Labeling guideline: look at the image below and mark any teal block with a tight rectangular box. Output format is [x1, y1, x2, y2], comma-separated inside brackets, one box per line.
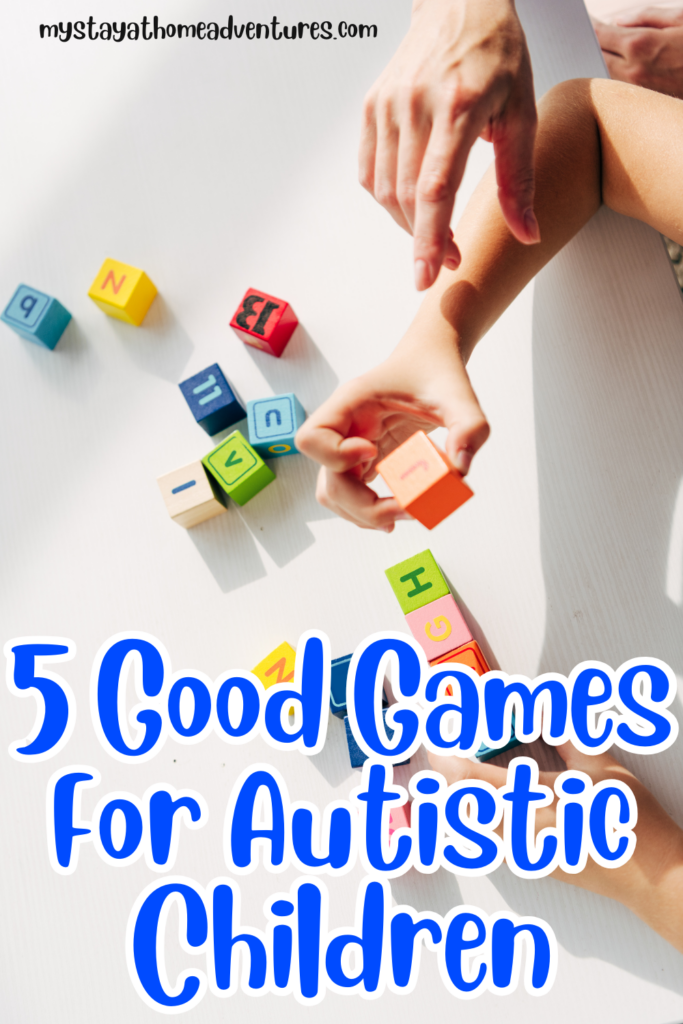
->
[475, 712, 521, 761]
[1, 284, 71, 349]
[247, 393, 306, 458]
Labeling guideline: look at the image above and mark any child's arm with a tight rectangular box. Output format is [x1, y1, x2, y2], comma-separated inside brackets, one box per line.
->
[297, 78, 683, 530]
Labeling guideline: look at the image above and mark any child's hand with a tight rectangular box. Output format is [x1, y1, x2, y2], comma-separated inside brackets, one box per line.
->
[428, 744, 683, 952]
[295, 327, 490, 532]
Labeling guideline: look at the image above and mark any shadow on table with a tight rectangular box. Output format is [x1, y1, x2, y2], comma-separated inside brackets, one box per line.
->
[108, 293, 194, 383]
[243, 323, 339, 414]
[188, 504, 267, 593]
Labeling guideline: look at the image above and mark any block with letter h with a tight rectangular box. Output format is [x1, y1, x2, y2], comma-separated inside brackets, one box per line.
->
[376, 430, 473, 529]
[1, 284, 71, 349]
[179, 363, 246, 436]
[247, 393, 306, 458]
[230, 287, 298, 357]
[88, 258, 157, 326]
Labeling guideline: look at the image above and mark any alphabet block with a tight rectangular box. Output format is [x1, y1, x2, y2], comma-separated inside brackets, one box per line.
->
[156, 460, 228, 528]
[404, 593, 472, 661]
[385, 549, 450, 615]
[252, 642, 296, 689]
[343, 710, 410, 769]
[179, 363, 246, 436]
[1, 284, 71, 349]
[230, 287, 298, 357]
[389, 801, 411, 836]
[247, 393, 306, 458]
[475, 715, 522, 762]
[330, 654, 389, 719]
[202, 430, 275, 506]
[430, 639, 490, 676]
[376, 430, 473, 529]
[87, 258, 157, 326]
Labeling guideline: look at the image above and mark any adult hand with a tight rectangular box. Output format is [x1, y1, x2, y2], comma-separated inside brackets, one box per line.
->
[359, 0, 539, 292]
[593, 8, 683, 98]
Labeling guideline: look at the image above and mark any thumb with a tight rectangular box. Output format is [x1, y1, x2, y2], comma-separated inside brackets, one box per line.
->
[442, 391, 490, 477]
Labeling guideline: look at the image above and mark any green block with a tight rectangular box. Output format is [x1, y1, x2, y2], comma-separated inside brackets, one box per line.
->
[202, 430, 275, 506]
[385, 549, 450, 614]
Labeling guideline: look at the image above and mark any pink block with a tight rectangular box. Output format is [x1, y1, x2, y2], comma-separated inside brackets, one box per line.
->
[389, 802, 411, 836]
[404, 594, 472, 660]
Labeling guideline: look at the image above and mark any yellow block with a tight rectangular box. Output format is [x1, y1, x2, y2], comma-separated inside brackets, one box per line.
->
[252, 642, 296, 689]
[88, 258, 157, 326]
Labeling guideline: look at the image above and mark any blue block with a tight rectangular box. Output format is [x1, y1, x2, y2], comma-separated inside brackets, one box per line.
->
[179, 363, 245, 436]
[475, 711, 522, 762]
[330, 654, 389, 719]
[247, 392, 306, 458]
[1, 284, 71, 349]
[343, 709, 410, 769]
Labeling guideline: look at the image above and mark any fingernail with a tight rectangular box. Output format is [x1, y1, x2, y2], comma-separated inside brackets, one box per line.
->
[454, 448, 473, 475]
[444, 256, 459, 270]
[523, 208, 541, 243]
[383, 525, 394, 534]
[414, 259, 432, 290]
[395, 511, 413, 520]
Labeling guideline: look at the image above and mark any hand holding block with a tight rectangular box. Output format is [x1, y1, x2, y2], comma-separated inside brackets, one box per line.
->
[1, 285, 71, 349]
[88, 258, 157, 326]
[247, 393, 306, 458]
[157, 461, 228, 528]
[430, 639, 490, 676]
[202, 430, 275, 506]
[252, 642, 296, 689]
[230, 287, 298, 357]
[385, 549, 450, 614]
[330, 655, 389, 719]
[376, 430, 473, 529]
[180, 363, 245, 436]
[405, 593, 472, 661]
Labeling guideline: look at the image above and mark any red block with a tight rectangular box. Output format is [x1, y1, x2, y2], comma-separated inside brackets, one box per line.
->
[389, 802, 411, 836]
[230, 287, 298, 357]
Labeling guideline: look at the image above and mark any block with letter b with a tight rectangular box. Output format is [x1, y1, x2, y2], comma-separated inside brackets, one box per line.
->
[404, 593, 472, 661]
[202, 429, 275, 506]
[156, 460, 228, 528]
[88, 257, 157, 326]
[376, 430, 473, 529]
[1, 284, 71, 349]
[247, 393, 306, 458]
[179, 363, 246, 436]
[385, 548, 450, 615]
[230, 287, 298, 357]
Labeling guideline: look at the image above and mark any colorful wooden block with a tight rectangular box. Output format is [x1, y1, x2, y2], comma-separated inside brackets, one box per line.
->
[385, 549, 450, 615]
[202, 430, 275, 506]
[330, 654, 389, 719]
[87, 258, 157, 326]
[156, 460, 228, 528]
[247, 393, 306, 458]
[179, 363, 246, 436]
[230, 287, 298, 357]
[1, 285, 71, 349]
[475, 713, 522, 762]
[343, 710, 410, 769]
[430, 639, 490, 676]
[405, 593, 472, 661]
[389, 801, 411, 836]
[376, 430, 473, 529]
[252, 642, 296, 689]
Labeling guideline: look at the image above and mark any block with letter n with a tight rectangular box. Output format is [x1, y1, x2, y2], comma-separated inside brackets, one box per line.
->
[88, 257, 157, 326]
[247, 392, 306, 457]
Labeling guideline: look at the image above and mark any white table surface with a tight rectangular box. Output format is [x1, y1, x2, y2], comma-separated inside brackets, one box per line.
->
[2, 1, 683, 1021]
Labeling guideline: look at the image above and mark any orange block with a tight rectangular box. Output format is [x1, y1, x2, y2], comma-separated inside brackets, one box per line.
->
[376, 431, 473, 529]
[431, 640, 490, 681]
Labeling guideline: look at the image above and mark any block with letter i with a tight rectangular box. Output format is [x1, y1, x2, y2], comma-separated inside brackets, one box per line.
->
[376, 430, 473, 529]
[156, 460, 228, 528]
[230, 287, 298, 357]
[180, 363, 245, 435]
[1, 285, 71, 349]
[247, 393, 306, 458]
[202, 430, 275, 506]
[88, 258, 157, 326]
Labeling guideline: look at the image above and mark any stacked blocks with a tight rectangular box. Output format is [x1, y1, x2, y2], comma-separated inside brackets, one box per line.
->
[376, 430, 473, 529]
[386, 549, 471, 662]
[330, 654, 389, 719]
[431, 639, 490, 676]
[344, 709, 410, 769]
[180, 363, 246, 436]
[247, 393, 306, 458]
[203, 430, 275, 506]
[157, 460, 228, 528]
[252, 642, 296, 688]
[230, 287, 298, 357]
[1, 285, 71, 349]
[88, 258, 157, 326]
